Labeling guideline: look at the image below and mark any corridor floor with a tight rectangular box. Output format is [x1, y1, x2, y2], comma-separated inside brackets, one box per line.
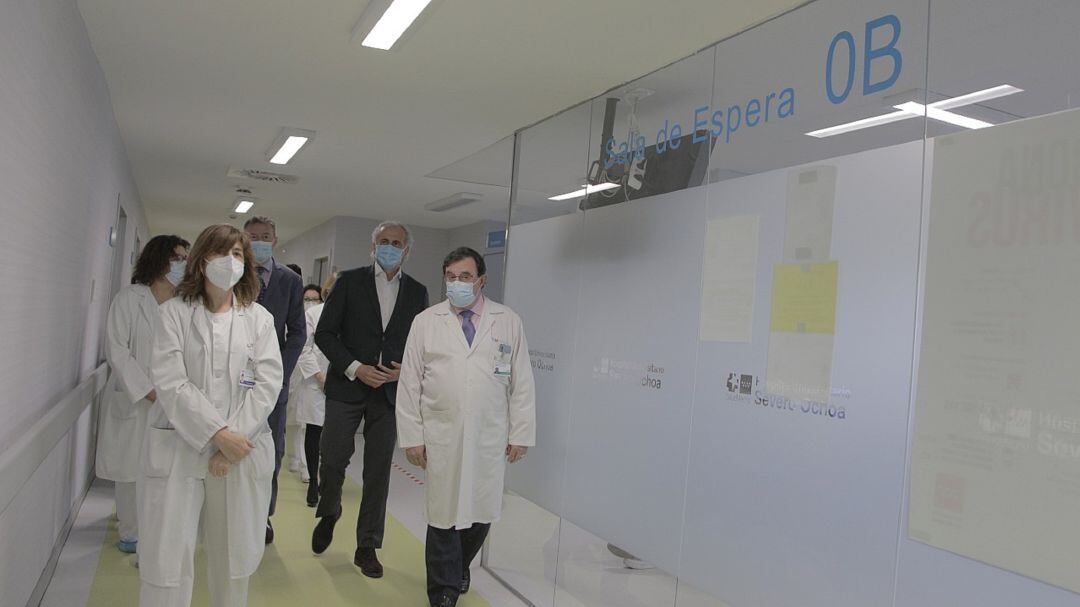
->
[38, 434, 523, 607]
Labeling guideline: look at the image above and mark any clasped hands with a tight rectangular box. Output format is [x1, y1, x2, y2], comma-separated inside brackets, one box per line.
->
[355, 362, 401, 388]
[209, 427, 254, 477]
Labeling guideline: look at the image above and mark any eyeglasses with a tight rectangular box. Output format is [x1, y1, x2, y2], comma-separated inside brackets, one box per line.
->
[444, 272, 477, 283]
[303, 297, 321, 303]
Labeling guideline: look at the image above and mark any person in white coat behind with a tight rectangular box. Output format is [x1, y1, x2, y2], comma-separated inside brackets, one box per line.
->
[397, 247, 536, 607]
[295, 278, 334, 506]
[140, 224, 283, 607]
[96, 234, 189, 554]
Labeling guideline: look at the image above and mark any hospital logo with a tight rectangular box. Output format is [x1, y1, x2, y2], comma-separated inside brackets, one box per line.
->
[726, 373, 756, 395]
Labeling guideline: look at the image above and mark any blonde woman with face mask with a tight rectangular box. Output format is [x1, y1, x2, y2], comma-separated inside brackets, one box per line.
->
[139, 224, 283, 607]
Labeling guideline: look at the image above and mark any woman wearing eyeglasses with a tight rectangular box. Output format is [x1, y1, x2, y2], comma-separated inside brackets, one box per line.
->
[293, 274, 337, 505]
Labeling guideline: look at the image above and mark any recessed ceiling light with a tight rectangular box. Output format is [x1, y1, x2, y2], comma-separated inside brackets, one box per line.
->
[362, 0, 434, 50]
[234, 197, 256, 213]
[425, 192, 482, 212]
[549, 182, 620, 201]
[930, 85, 1022, 110]
[266, 128, 316, 165]
[805, 110, 913, 138]
[806, 85, 1022, 138]
[893, 102, 993, 130]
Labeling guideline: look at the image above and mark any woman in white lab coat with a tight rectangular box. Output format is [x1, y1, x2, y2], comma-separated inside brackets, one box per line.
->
[139, 224, 283, 607]
[96, 234, 189, 554]
[294, 281, 332, 506]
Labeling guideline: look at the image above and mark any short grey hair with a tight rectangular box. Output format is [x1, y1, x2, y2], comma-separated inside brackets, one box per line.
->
[371, 220, 413, 249]
[244, 215, 276, 235]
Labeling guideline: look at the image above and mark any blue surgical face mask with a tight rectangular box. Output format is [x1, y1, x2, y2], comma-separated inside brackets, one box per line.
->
[446, 280, 477, 308]
[251, 240, 274, 264]
[375, 244, 404, 270]
[165, 259, 186, 286]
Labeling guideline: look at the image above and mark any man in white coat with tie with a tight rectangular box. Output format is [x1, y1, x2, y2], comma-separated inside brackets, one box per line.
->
[397, 246, 536, 607]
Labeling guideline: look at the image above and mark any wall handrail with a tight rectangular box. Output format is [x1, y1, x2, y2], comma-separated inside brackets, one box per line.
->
[0, 363, 109, 518]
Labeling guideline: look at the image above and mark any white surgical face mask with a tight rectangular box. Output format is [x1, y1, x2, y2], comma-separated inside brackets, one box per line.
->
[165, 259, 186, 286]
[251, 241, 274, 264]
[206, 256, 245, 291]
[446, 280, 477, 308]
[304, 300, 319, 311]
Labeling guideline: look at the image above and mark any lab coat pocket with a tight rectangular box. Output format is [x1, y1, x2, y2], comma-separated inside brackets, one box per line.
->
[143, 428, 177, 478]
[105, 381, 139, 420]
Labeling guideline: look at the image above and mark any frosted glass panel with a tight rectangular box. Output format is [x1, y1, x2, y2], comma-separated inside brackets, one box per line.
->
[560, 185, 706, 573]
[680, 141, 923, 606]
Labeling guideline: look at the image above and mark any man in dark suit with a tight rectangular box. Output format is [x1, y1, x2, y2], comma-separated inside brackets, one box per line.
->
[243, 216, 306, 545]
[312, 220, 428, 578]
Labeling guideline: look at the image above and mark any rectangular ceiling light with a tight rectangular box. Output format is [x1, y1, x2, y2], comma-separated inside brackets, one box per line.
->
[362, 0, 434, 50]
[549, 182, 620, 201]
[806, 85, 1021, 138]
[234, 198, 255, 213]
[270, 136, 308, 164]
[425, 192, 482, 212]
[805, 110, 913, 138]
[266, 128, 316, 165]
[932, 85, 1022, 111]
[894, 102, 994, 130]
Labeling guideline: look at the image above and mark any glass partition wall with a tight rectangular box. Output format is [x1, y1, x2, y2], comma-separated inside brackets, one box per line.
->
[487, 1, 1080, 606]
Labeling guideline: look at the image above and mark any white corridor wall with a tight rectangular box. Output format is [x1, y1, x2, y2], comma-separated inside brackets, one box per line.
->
[0, 1, 148, 605]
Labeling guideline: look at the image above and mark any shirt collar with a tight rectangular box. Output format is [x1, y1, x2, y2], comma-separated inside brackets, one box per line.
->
[375, 263, 402, 283]
[454, 294, 485, 317]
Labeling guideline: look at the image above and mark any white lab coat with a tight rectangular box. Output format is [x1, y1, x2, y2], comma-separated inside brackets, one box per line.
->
[294, 303, 328, 426]
[397, 299, 536, 529]
[139, 297, 282, 588]
[97, 284, 159, 483]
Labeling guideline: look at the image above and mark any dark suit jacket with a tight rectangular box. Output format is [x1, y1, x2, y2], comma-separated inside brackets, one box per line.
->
[315, 265, 428, 405]
[257, 260, 305, 394]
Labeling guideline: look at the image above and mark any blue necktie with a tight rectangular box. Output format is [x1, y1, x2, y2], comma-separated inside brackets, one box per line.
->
[460, 310, 475, 346]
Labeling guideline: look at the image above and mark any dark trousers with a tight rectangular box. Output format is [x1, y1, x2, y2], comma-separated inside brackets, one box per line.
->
[267, 387, 288, 517]
[305, 423, 322, 498]
[426, 523, 490, 606]
[316, 390, 396, 549]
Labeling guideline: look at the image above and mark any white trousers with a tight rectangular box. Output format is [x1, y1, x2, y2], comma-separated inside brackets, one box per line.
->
[115, 481, 139, 542]
[139, 474, 250, 607]
[291, 427, 306, 469]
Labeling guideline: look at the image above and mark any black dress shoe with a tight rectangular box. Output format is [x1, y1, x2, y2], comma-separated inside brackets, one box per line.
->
[265, 521, 274, 545]
[354, 547, 384, 578]
[432, 593, 456, 607]
[460, 567, 471, 594]
[306, 485, 319, 508]
[311, 507, 341, 555]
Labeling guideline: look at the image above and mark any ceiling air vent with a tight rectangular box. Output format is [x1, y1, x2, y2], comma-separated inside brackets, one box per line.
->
[226, 167, 300, 184]
[425, 192, 482, 212]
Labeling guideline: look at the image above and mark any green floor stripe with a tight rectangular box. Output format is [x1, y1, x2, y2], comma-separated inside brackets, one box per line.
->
[87, 459, 491, 607]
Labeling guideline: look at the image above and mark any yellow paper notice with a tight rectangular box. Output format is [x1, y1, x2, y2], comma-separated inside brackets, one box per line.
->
[769, 262, 838, 334]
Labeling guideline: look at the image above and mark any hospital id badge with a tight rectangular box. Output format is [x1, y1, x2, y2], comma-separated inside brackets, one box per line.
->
[239, 369, 256, 389]
[494, 341, 512, 377]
